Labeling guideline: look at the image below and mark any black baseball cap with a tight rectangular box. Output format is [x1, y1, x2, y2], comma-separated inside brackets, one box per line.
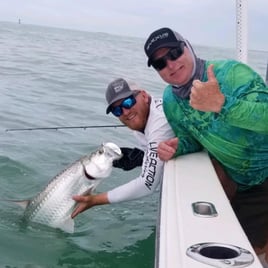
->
[144, 27, 185, 66]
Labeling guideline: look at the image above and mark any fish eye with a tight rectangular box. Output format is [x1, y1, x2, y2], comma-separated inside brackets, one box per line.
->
[106, 151, 113, 158]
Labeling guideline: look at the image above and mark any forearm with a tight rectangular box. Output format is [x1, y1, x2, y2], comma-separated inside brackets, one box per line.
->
[108, 155, 164, 203]
[91, 192, 110, 206]
[107, 178, 153, 203]
[174, 136, 203, 157]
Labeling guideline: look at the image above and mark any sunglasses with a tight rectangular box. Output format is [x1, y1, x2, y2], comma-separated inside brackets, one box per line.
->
[151, 42, 185, 71]
[111, 95, 137, 117]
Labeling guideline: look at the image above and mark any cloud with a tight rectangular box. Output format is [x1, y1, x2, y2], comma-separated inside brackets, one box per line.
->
[0, 0, 267, 50]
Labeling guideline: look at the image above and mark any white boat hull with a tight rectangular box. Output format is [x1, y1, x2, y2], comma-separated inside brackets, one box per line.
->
[155, 151, 264, 268]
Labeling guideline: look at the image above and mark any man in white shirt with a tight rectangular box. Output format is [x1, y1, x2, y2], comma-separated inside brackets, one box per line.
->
[71, 78, 174, 218]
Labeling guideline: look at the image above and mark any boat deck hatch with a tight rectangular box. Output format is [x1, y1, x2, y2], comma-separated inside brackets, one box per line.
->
[186, 242, 254, 267]
[192, 201, 218, 217]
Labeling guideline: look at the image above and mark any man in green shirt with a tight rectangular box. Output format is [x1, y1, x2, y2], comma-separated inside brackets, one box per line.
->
[144, 27, 268, 190]
[144, 27, 268, 260]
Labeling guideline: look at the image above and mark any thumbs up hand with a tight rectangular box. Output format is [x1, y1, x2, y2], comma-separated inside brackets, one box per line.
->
[190, 64, 225, 113]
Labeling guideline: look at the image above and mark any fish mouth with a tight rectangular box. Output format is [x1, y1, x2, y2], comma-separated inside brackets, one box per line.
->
[103, 142, 122, 159]
[83, 165, 96, 180]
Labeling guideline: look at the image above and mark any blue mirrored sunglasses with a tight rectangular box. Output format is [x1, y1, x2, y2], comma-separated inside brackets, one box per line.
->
[151, 42, 185, 71]
[111, 95, 137, 117]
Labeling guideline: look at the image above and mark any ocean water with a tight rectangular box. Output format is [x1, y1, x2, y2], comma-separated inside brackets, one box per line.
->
[0, 21, 267, 268]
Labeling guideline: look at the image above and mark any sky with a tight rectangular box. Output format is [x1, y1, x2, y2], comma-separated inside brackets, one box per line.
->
[0, 0, 267, 51]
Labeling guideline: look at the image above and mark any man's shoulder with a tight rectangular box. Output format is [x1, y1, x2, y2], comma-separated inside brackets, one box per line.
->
[206, 59, 240, 69]
[205, 59, 252, 82]
[206, 59, 260, 81]
[162, 85, 176, 101]
[152, 97, 163, 109]
[148, 97, 170, 125]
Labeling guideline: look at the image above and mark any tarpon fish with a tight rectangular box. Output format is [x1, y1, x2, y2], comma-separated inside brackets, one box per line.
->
[14, 142, 122, 233]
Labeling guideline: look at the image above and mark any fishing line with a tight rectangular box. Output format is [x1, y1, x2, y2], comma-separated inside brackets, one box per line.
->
[5, 124, 125, 132]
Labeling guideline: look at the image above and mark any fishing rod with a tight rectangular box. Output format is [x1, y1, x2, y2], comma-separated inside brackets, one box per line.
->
[5, 124, 126, 132]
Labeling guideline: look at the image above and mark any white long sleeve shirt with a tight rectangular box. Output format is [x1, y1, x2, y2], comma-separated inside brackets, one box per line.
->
[108, 97, 174, 203]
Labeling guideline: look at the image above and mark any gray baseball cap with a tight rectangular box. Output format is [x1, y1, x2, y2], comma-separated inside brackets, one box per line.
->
[105, 78, 133, 114]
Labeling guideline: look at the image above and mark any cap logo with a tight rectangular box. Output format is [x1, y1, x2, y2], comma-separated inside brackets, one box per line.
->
[146, 32, 169, 51]
[113, 81, 124, 93]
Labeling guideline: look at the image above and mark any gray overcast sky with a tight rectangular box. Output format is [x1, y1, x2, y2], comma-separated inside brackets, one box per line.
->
[0, 0, 267, 51]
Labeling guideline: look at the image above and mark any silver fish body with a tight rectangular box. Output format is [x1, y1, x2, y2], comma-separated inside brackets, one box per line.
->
[22, 142, 121, 233]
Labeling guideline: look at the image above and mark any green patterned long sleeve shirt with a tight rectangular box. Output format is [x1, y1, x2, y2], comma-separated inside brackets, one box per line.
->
[163, 60, 268, 190]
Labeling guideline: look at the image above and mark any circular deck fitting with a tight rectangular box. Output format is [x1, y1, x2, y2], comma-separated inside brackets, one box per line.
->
[186, 242, 254, 267]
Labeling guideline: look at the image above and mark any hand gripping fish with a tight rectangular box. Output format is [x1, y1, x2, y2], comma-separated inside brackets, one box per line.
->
[13, 142, 122, 233]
